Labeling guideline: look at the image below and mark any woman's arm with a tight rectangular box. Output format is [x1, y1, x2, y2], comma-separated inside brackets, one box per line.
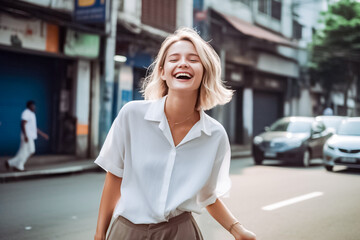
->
[206, 198, 256, 240]
[94, 172, 122, 240]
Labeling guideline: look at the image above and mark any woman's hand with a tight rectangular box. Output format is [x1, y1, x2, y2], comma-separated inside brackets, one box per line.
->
[231, 223, 256, 240]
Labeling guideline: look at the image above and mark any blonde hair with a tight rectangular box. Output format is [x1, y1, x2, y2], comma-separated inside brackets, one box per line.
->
[142, 27, 233, 110]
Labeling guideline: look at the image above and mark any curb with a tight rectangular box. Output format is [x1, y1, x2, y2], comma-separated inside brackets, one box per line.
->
[0, 162, 100, 183]
[231, 151, 252, 159]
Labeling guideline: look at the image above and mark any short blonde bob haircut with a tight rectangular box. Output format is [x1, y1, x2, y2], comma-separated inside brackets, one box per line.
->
[142, 27, 233, 110]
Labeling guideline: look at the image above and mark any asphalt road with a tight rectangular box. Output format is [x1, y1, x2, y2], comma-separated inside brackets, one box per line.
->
[1, 157, 359, 240]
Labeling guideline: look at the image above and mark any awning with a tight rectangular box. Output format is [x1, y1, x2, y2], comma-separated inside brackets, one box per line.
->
[213, 9, 296, 48]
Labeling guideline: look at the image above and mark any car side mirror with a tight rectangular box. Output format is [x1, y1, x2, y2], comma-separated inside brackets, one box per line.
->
[264, 126, 270, 132]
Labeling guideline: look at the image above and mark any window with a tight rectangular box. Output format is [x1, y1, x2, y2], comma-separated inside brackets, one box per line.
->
[238, 0, 251, 6]
[271, 0, 282, 20]
[258, 0, 269, 14]
[141, 0, 177, 32]
[258, 0, 282, 21]
[293, 20, 302, 39]
[119, 0, 124, 12]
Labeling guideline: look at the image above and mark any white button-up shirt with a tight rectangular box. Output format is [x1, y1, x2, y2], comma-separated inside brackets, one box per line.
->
[95, 96, 231, 224]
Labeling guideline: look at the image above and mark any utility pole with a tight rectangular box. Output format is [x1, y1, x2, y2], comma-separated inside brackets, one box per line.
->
[99, 0, 118, 145]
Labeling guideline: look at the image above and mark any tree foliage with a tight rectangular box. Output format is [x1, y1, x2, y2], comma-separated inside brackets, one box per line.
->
[309, 0, 360, 111]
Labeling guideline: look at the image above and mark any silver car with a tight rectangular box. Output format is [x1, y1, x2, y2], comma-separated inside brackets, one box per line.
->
[323, 117, 360, 171]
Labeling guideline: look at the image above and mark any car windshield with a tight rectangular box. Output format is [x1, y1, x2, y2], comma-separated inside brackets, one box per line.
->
[321, 118, 343, 130]
[337, 121, 360, 136]
[270, 119, 311, 133]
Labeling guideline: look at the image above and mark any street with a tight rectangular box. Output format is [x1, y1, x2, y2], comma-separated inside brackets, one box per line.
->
[1, 157, 360, 240]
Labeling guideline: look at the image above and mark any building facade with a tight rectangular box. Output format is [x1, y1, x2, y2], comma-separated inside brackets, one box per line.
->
[0, 0, 104, 158]
[194, 0, 301, 144]
[0, 0, 195, 159]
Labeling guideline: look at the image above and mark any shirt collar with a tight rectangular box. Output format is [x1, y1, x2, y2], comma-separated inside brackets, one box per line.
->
[144, 96, 212, 136]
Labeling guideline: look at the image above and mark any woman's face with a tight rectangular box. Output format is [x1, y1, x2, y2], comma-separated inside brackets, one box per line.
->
[161, 40, 204, 94]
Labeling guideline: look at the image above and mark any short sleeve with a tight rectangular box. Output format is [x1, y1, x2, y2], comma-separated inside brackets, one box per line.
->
[21, 110, 31, 121]
[197, 133, 232, 207]
[94, 111, 126, 178]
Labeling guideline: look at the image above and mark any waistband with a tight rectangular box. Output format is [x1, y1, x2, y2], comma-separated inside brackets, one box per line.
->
[117, 212, 192, 231]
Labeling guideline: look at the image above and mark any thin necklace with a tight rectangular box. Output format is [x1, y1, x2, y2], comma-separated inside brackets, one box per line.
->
[167, 111, 196, 127]
[165, 101, 196, 127]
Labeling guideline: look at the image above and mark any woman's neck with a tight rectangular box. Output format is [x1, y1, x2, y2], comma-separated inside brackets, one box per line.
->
[165, 91, 198, 122]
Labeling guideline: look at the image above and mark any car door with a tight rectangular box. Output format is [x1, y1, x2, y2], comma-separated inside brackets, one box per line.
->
[309, 121, 327, 158]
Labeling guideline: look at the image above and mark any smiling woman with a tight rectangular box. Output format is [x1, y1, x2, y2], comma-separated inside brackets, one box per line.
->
[160, 40, 204, 95]
[94, 28, 256, 240]
[142, 27, 233, 111]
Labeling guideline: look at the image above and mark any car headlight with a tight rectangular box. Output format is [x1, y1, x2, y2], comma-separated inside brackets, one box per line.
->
[286, 139, 302, 148]
[253, 136, 263, 145]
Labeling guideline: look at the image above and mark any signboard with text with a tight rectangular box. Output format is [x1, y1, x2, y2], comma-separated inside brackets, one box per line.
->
[0, 13, 59, 53]
[74, 0, 106, 23]
[64, 29, 100, 58]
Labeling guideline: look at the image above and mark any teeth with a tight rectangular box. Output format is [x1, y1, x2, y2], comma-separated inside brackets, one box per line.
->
[175, 73, 192, 78]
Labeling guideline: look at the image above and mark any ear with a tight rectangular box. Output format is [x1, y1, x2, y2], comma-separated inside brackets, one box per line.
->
[160, 67, 166, 81]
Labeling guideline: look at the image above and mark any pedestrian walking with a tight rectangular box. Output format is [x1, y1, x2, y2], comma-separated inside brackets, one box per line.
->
[6, 100, 49, 171]
[94, 28, 256, 240]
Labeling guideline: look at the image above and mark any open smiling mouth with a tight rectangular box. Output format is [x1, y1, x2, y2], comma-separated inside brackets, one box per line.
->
[174, 73, 192, 80]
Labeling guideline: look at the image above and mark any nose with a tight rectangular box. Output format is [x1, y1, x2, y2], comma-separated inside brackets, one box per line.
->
[178, 57, 189, 68]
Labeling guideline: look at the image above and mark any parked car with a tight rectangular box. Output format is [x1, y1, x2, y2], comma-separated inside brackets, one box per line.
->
[315, 115, 346, 134]
[252, 117, 332, 167]
[323, 117, 360, 172]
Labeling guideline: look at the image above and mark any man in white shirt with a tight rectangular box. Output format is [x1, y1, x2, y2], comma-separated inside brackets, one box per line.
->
[6, 101, 49, 171]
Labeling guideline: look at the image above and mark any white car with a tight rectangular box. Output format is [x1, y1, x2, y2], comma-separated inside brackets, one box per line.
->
[315, 115, 346, 134]
[323, 117, 360, 171]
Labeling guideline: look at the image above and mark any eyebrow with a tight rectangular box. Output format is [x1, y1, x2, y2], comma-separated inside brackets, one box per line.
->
[168, 53, 200, 58]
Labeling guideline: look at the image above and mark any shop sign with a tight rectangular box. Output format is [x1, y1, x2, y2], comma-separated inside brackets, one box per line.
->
[0, 13, 59, 53]
[74, 0, 106, 23]
[254, 77, 284, 91]
[64, 29, 100, 58]
[21, 0, 73, 12]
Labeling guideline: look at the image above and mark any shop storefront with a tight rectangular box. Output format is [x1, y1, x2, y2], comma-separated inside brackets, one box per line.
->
[208, 8, 299, 144]
[0, 2, 103, 158]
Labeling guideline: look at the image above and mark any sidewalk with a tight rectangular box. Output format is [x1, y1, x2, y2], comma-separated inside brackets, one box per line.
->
[0, 145, 251, 182]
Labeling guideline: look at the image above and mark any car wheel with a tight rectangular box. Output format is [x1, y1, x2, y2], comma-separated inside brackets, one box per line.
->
[325, 165, 333, 172]
[302, 149, 311, 167]
[254, 154, 263, 165]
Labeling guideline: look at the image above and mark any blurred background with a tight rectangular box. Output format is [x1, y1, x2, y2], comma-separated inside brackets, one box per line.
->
[0, 0, 360, 239]
[0, 0, 359, 157]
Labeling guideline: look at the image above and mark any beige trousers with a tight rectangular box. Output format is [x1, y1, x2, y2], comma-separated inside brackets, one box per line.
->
[107, 212, 204, 240]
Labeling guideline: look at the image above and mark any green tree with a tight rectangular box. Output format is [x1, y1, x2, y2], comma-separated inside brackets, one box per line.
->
[309, 0, 360, 115]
